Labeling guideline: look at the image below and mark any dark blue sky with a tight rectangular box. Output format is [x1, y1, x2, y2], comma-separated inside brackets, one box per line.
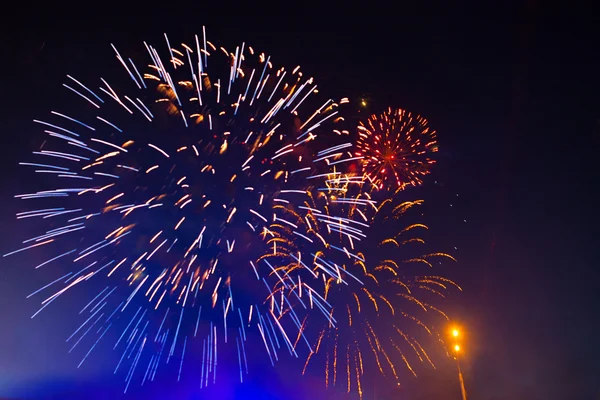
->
[1, 3, 599, 399]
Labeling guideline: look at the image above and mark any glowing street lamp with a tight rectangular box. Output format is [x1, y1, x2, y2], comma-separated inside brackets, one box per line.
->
[449, 325, 467, 400]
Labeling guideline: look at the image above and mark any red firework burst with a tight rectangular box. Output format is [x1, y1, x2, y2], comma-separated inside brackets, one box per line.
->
[355, 108, 438, 192]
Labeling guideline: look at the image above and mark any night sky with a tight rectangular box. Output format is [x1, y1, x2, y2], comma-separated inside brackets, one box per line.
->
[1, 3, 599, 399]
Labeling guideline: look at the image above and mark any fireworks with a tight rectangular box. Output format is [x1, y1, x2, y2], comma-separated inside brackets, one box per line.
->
[293, 174, 459, 398]
[5, 30, 360, 389]
[355, 107, 438, 192]
[5, 27, 460, 396]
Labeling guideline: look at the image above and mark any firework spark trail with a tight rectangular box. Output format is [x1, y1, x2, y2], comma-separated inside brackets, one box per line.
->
[288, 171, 460, 398]
[355, 107, 438, 192]
[6, 29, 363, 389]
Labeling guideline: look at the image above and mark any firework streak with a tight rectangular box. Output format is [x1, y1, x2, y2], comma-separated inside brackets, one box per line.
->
[5, 30, 370, 389]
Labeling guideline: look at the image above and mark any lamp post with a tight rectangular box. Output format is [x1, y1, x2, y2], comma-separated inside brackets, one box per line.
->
[450, 327, 467, 400]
